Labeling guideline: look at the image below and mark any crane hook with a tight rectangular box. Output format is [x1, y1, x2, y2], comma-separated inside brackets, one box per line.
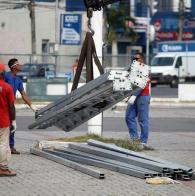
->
[87, 8, 95, 35]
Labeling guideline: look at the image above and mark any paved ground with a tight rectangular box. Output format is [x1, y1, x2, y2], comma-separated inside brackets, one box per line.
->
[1, 104, 195, 196]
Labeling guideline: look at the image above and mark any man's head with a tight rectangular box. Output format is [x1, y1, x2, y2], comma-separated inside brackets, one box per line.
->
[8, 58, 22, 72]
[132, 53, 144, 64]
[0, 63, 5, 79]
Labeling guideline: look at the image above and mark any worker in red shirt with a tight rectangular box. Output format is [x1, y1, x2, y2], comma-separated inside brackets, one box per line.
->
[0, 63, 16, 176]
[125, 53, 152, 150]
[72, 59, 79, 77]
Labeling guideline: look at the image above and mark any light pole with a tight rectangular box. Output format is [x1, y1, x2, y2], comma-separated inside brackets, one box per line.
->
[146, 4, 150, 65]
[55, 0, 59, 69]
[29, 0, 36, 56]
[178, 0, 185, 41]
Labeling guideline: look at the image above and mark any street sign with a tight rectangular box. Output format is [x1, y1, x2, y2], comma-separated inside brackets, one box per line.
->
[60, 14, 82, 45]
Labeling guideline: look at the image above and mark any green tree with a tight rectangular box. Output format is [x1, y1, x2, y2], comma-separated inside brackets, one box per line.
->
[106, 6, 137, 43]
[105, 5, 137, 67]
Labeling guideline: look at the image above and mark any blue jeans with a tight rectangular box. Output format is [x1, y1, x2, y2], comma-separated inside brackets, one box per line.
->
[125, 95, 150, 144]
[9, 129, 14, 148]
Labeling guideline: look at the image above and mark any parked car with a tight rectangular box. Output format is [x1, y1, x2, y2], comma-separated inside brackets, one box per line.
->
[17, 63, 56, 81]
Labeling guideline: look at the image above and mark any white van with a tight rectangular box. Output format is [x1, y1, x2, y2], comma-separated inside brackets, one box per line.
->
[150, 52, 195, 87]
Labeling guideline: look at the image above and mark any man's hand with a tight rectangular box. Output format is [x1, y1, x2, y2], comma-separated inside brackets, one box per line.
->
[124, 97, 129, 103]
[128, 95, 136, 105]
[30, 105, 38, 112]
[11, 120, 17, 133]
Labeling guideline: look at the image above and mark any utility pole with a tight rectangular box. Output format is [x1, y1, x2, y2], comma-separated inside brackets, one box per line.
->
[55, 0, 59, 53]
[146, 3, 150, 65]
[55, 0, 59, 71]
[29, 0, 36, 56]
[178, 0, 185, 41]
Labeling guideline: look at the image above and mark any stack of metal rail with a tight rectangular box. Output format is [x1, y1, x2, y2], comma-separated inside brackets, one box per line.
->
[28, 61, 149, 132]
[30, 139, 195, 180]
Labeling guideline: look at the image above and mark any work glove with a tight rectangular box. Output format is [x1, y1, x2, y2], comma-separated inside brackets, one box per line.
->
[10, 120, 17, 133]
[30, 105, 38, 113]
[128, 95, 136, 105]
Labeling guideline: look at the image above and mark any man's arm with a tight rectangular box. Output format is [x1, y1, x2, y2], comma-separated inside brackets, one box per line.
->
[8, 98, 17, 133]
[8, 103, 15, 121]
[20, 90, 37, 112]
[20, 90, 32, 106]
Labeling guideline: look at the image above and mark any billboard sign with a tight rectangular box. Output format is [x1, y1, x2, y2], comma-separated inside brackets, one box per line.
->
[60, 14, 82, 45]
[158, 42, 195, 52]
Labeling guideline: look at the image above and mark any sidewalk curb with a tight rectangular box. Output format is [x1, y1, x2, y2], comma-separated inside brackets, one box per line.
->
[15, 98, 195, 110]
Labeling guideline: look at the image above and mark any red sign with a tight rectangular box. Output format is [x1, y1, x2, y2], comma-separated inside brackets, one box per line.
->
[182, 32, 193, 40]
[156, 32, 194, 40]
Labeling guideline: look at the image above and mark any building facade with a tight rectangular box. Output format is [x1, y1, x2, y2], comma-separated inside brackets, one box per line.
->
[0, 0, 87, 72]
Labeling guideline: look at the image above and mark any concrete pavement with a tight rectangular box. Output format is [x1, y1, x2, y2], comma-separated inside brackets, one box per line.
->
[1, 104, 195, 196]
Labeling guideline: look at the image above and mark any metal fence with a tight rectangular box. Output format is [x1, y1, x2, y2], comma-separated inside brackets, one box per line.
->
[1, 53, 195, 100]
[0, 53, 132, 72]
[0, 53, 133, 100]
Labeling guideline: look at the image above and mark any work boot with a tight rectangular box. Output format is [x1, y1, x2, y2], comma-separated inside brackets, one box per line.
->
[0, 168, 16, 177]
[10, 147, 20, 155]
[141, 143, 154, 151]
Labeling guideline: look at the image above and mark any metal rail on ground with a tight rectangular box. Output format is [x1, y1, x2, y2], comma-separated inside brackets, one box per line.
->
[30, 148, 105, 179]
[55, 147, 160, 176]
[44, 149, 152, 179]
[68, 143, 171, 173]
[87, 139, 193, 173]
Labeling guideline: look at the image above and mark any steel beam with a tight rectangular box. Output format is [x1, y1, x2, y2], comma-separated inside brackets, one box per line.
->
[44, 149, 152, 179]
[55, 147, 160, 176]
[28, 67, 148, 132]
[68, 143, 170, 172]
[87, 139, 192, 173]
[30, 148, 105, 179]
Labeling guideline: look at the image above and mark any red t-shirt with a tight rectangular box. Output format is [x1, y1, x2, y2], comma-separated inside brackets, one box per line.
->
[140, 73, 151, 96]
[0, 80, 15, 128]
[140, 81, 150, 96]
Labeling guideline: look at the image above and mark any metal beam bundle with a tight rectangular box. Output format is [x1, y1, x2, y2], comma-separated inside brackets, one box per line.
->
[43, 148, 156, 179]
[86, 139, 194, 181]
[30, 139, 194, 180]
[68, 143, 170, 173]
[87, 139, 193, 172]
[28, 66, 148, 132]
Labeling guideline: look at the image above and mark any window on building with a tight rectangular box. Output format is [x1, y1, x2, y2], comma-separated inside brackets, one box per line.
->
[135, 0, 147, 17]
[158, 0, 173, 12]
[42, 39, 49, 54]
[66, 0, 85, 11]
[161, 18, 178, 30]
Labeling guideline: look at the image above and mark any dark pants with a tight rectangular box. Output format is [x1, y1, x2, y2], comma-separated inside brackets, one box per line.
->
[9, 129, 14, 148]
